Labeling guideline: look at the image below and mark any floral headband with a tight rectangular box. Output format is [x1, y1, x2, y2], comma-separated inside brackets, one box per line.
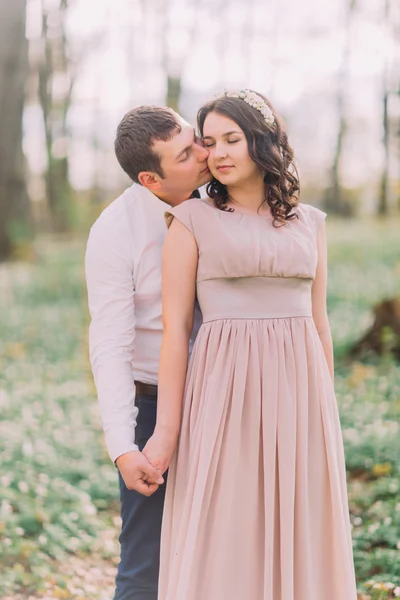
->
[214, 89, 275, 126]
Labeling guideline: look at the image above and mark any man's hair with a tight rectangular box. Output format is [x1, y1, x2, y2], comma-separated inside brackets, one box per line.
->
[114, 106, 181, 183]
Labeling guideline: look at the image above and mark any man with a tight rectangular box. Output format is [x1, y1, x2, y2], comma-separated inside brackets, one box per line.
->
[85, 105, 210, 600]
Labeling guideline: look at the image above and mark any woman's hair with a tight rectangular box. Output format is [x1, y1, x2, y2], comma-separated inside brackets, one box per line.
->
[197, 91, 299, 225]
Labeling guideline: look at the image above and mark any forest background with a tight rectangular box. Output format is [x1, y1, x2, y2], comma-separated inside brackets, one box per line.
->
[0, 0, 400, 598]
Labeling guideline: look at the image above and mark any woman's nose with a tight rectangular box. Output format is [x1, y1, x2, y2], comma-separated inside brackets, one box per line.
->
[214, 143, 227, 159]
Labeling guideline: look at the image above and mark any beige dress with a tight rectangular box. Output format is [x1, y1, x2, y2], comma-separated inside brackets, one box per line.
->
[159, 199, 357, 600]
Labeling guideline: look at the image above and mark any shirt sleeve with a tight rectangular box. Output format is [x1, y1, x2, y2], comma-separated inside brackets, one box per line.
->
[85, 218, 138, 463]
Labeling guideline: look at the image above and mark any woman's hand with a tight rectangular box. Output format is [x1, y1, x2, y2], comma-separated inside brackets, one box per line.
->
[143, 427, 178, 476]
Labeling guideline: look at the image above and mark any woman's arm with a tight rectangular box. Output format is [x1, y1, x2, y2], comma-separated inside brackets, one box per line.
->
[311, 219, 334, 381]
[143, 217, 198, 474]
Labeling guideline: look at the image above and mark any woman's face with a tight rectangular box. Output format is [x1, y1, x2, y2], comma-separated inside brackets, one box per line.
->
[202, 111, 261, 187]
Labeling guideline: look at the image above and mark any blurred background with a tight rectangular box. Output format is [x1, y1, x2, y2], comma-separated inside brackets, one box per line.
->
[0, 0, 400, 598]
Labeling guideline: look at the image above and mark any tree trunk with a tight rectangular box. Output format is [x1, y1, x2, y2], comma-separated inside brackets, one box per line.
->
[160, 0, 200, 113]
[324, 0, 357, 216]
[37, 0, 73, 232]
[0, 0, 31, 260]
[378, 91, 389, 215]
[350, 298, 400, 362]
[378, 0, 391, 216]
[165, 76, 182, 113]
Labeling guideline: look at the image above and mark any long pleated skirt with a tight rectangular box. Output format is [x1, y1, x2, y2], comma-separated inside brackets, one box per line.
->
[158, 316, 357, 600]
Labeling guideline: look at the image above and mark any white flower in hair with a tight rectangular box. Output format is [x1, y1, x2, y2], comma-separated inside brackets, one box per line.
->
[214, 88, 275, 126]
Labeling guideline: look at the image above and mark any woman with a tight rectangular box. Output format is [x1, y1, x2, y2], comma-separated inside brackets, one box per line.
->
[143, 89, 357, 600]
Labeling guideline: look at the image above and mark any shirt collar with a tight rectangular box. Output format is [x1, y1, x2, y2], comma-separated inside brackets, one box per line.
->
[132, 183, 171, 215]
[131, 183, 200, 213]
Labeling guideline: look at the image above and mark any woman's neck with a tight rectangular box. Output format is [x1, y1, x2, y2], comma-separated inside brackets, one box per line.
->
[226, 179, 268, 214]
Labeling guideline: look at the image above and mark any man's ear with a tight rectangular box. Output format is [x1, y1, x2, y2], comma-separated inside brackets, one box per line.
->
[138, 171, 162, 191]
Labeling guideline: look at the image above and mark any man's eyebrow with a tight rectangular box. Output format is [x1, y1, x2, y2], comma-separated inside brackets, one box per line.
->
[175, 129, 196, 160]
[203, 130, 242, 139]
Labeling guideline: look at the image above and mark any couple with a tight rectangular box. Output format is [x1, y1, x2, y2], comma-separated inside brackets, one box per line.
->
[86, 90, 357, 600]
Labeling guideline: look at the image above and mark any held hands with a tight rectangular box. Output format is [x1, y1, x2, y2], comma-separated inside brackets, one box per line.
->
[117, 428, 177, 498]
[143, 426, 178, 480]
[116, 450, 164, 497]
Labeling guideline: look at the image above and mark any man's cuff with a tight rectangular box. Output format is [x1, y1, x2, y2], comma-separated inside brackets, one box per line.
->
[105, 427, 139, 464]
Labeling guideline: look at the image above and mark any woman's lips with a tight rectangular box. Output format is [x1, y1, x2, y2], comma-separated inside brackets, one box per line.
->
[216, 165, 233, 172]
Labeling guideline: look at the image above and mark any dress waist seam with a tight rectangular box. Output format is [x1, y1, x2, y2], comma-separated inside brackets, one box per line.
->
[197, 275, 314, 283]
[202, 315, 313, 324]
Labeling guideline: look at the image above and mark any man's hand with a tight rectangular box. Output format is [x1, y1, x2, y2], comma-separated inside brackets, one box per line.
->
[116, 450, 164, 497]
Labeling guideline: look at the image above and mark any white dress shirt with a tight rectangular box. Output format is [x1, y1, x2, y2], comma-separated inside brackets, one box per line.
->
[85, 183, 201, 463]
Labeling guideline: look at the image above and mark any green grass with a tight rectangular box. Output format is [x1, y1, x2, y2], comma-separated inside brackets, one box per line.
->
[326, 217, 400, 597]
[0, 240, 118, 598]
[0, 218, 400, 599]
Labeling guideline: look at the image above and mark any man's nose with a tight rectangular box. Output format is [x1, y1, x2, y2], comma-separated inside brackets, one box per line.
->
[196, 143, 209, 161]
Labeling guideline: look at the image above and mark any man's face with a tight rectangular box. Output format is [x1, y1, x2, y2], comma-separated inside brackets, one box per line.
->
[152, 118, 211, 205]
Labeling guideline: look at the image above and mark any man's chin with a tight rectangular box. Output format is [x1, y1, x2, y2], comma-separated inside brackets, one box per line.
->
[199, 170, 212, 187]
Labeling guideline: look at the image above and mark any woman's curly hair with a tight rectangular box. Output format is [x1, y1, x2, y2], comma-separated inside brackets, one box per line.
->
[197, 92, 299, 225]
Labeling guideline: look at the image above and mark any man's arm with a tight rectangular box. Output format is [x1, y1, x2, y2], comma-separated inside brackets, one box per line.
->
[85, 217, 163, 493]
[86, 217, 138, 461]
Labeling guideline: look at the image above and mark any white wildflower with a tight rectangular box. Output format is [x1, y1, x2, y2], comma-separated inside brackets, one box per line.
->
[22, 442, 34, 456]
[36, 484, 47, 497]
[39, 473, 49, 484]
[0, 500, 13, 515]
[68, 537, 80, 551]
[368, 523, 379, 534]
[0, 474, 13, 487]
[83, 503, 97, 516]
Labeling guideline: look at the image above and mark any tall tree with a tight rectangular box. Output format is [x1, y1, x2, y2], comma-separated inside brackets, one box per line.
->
[0, 0, 31, 260]
[324, 0, 357, 216]
[36, 0, 74, 231]
[378, 0, 391, 216]
[159, 0, 200, 112]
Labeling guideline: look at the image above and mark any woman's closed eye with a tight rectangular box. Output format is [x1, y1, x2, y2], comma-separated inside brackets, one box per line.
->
[195, 135, 205, 146]
[203, 140, 239, 148]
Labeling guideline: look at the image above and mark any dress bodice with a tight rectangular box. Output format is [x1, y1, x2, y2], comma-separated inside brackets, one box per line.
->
[165, 199, 326, 283]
